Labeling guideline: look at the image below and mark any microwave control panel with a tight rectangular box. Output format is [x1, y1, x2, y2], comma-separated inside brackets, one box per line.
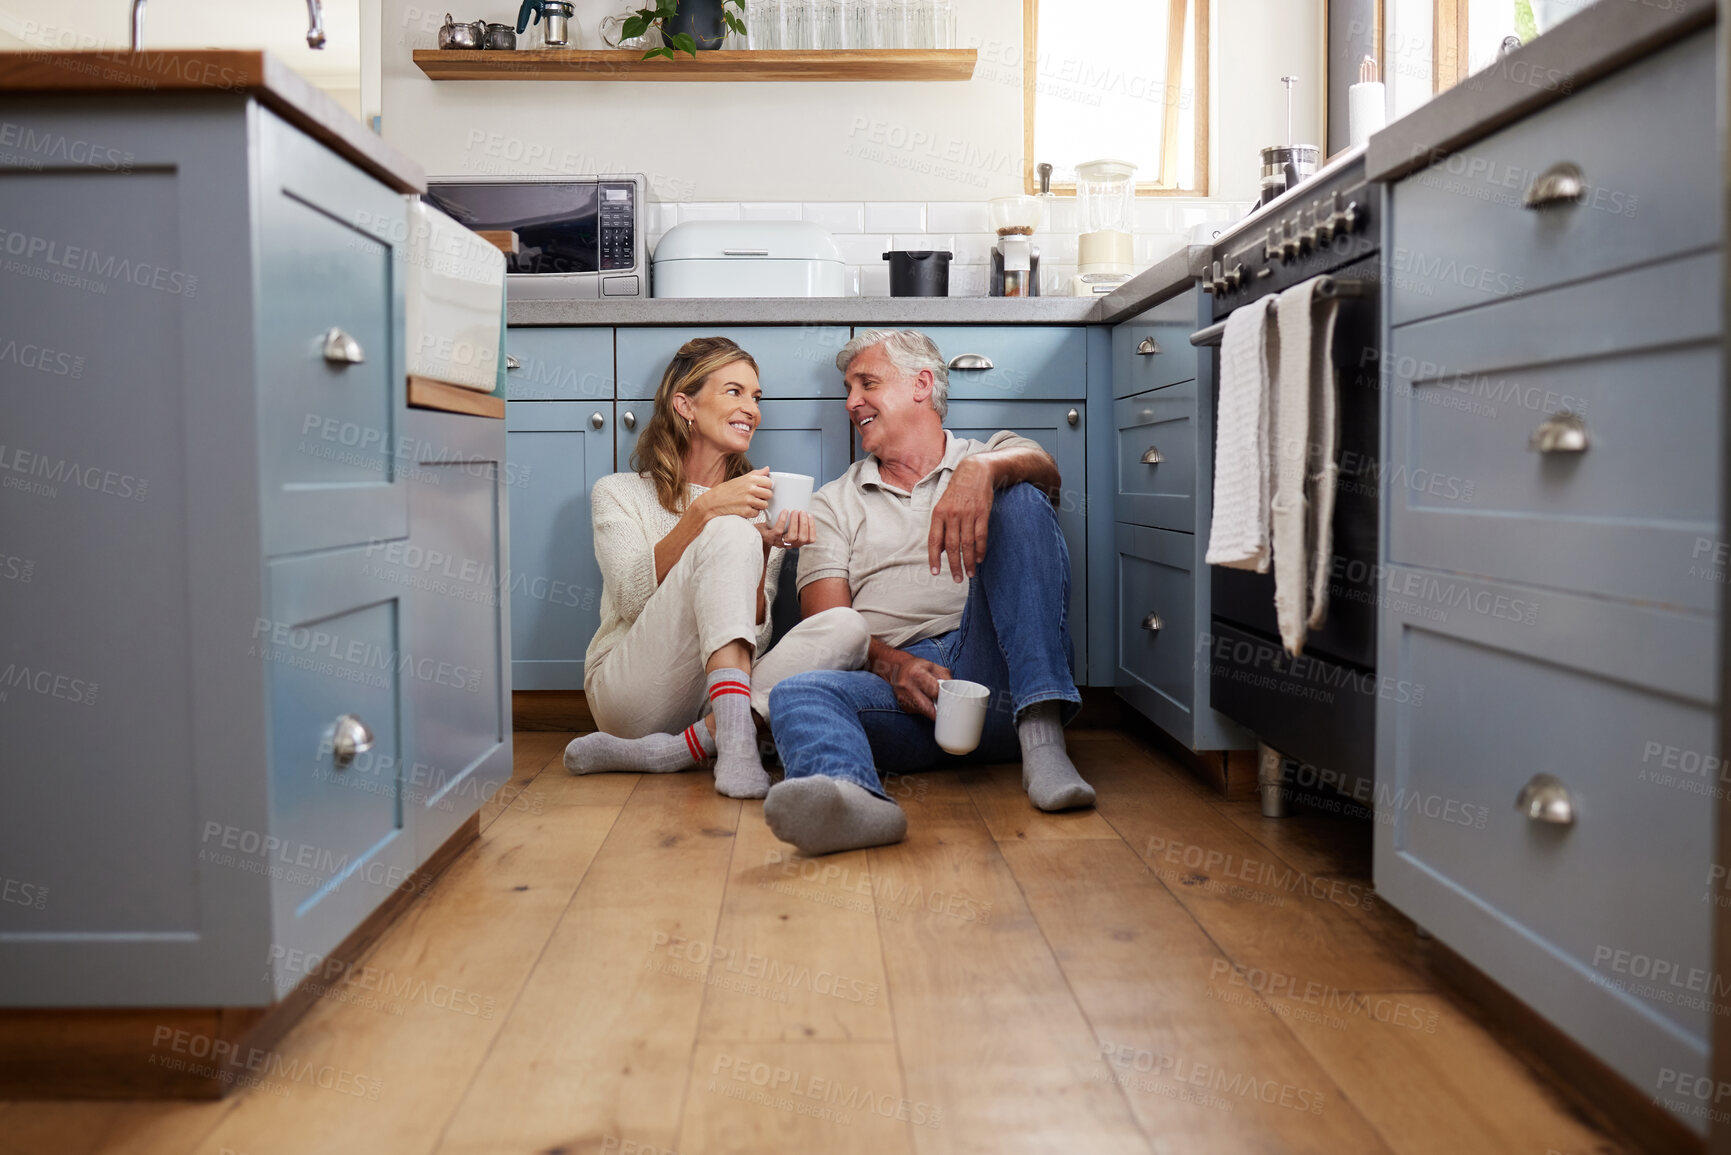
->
[599, 182, 637, 271]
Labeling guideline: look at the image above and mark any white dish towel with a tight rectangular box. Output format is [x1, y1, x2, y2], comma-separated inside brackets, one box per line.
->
[1204, 295, 1279, 572]
[1271, 277, 1343, 655]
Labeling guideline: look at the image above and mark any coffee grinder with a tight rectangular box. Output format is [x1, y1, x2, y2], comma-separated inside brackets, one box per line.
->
[988, 194, 1042, 297]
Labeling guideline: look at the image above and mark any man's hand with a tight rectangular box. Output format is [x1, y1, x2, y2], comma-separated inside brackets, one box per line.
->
[928, 456, 994, 582]
[872, 648, 952, 720]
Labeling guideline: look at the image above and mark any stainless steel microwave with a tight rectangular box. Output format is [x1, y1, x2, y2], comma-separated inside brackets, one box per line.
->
[423, 174, 647, 300]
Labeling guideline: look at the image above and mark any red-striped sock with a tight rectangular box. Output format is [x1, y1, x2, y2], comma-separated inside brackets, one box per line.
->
[707, 667, 769, 799]
[564, 721, 714, 775]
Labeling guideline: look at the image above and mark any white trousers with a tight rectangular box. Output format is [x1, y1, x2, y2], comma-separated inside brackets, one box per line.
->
[586, 516, 870, 738]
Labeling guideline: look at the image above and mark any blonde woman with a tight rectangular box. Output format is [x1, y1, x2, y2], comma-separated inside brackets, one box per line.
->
[566, 336, 870, 798]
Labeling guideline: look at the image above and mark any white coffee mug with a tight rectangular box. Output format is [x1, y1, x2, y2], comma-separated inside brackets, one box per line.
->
[767, 471, 815, 525]
[934, 679, 990, 756]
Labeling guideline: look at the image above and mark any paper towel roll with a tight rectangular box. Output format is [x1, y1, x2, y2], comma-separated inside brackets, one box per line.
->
[1349, 82, 1386, 148]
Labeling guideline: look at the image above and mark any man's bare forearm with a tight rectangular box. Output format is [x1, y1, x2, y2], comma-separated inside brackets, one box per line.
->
[976, 447, 1061, 498]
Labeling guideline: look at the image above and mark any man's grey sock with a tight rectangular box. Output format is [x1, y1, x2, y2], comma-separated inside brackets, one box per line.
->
[564, 723, 714, 775]
[1016, 701, 1096, 811]
[763, 776, 908, 856]
[708, 667, 770, 799]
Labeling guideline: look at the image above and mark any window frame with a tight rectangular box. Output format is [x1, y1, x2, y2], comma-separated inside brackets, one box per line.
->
[1021, 0, 1211, 197]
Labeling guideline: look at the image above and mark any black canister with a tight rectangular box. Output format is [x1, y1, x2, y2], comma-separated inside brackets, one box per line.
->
[883, 250, 952, 297]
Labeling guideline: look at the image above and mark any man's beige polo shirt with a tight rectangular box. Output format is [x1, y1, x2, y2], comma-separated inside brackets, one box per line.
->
[795, 429, 1045, 649]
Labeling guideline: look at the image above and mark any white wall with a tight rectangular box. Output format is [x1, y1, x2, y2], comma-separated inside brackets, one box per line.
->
[380, 0, 1323, 203]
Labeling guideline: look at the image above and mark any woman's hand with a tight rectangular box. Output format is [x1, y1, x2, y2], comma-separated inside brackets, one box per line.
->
[757, 509, 815, 552]
[694, 468, 772, 521]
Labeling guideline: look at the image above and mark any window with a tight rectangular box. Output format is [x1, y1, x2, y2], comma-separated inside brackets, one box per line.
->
[1023, 0, 1209, 195]
[1434, 0, 1538, 90]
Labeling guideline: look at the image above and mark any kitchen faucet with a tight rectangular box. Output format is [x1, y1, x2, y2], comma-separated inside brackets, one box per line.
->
[130, 0, 327, 50]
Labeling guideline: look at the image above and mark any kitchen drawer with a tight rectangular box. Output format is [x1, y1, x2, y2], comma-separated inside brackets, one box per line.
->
[1115, 523, 1195, 734]
[1110, 297, 1198, 398]
[1115, 383, 1197, 532]
[505, 326, 615, 400]
[1387, 256, 1721, 613]
[1389, 30, 1716, 327]
[617, 326, 850, 399]
[1375, 567, 1714, 1110]
[263, 546, 413, 970]
[905, 325, 1087, 400]
[256, 109, 407, 557]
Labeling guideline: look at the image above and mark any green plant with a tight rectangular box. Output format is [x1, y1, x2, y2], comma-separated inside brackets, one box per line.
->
[621, 0, 746, 60]
[1513, 0, 1537, 42]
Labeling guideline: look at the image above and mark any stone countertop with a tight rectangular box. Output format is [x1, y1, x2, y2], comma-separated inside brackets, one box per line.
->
[508, 245, 1205, 327]
[1364, 0, 1713, 185]
[0, 50, 425, 193]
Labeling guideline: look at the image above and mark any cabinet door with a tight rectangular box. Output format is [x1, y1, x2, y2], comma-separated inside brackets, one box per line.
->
[398, 408, 513, 860]
[1115, 382, 1199, 532]
[263, 545, 416, 979]
[943, 400, 1087, 678]
[1110, 294, 1199, 397]
[905, 326, 1087, 400]
[615, 398, 854, 486]
[506, 403, 614, 690]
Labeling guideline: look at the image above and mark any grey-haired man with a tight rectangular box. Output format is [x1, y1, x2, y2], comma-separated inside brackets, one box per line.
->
[763, 329, 1094, 856]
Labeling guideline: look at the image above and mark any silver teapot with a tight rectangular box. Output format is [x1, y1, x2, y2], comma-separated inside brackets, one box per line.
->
[438, 12, 485, 49]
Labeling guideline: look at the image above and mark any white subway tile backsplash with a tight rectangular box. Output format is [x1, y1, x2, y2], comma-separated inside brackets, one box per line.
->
[1133, 201, 1176, 232]
[843, 266, 862, 297]
[859, 264, 891, 297]
[950, 232, 996, 266]
[864, 202, 926, 232]
[1041, 200, 1077, 233]
[1133, 233, 1185, 264]
[926, 201, 990, 233]
[649, 203, 679, 233]
[948, 265, 989, 297]
[803, 202, 865, 232]
[677, 202, 743, 223]
[1044, 233, 1079, 264]
[739, 202, 804, 221]
[834, 233, 894, 265]
[892, 233, 955, 255]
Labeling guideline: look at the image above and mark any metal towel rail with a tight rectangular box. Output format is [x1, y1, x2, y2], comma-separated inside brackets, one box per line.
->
[1188, 276, 1370, 347]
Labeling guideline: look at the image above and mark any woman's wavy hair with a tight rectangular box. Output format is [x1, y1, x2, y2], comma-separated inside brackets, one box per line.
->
[631, 336, 760, 513]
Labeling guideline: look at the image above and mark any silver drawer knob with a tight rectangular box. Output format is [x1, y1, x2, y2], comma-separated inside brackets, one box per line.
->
[1066, 408, 1079, 426]
[330, 713, 374, 769]
[1522, 162, 1585, 210]
[590, 412, 606, 430]
[1516, 774, 1574, 825]
[1141, 447, 1164, 464]
[321, 327, 365, 365]
[622, 410, 637, 430]
[1136, 337, 1161, 356]
[1529, 410, 1588, 454]
[947, 353, 993, 371]
[506, 354, 522, 370]
[1141, 613, 1163, 632]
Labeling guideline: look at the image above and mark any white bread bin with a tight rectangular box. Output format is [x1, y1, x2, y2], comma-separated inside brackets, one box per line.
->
[403, 199, 506, 391]
[652, 220, 845, 298]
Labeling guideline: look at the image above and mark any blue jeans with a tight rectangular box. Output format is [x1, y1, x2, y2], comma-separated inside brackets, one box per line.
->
[768, 483, 1081, 800]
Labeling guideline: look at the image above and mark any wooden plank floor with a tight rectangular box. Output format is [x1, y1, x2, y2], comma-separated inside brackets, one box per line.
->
[0, 729, 1640, 1155]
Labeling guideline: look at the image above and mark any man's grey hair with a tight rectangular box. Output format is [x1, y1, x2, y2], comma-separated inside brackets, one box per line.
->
[835, 328, 950, 419]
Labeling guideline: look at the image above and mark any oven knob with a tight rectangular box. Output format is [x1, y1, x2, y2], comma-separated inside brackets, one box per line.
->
[1341, 200, 1363, 232]
[1263, 228, 1280, 263]
[1224, 263, 1245, 291]
[1281, 220, 1299, 262]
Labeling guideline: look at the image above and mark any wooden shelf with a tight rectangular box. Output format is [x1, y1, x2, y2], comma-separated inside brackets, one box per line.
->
[408, 375, 505, 418]
[411, 48, 977, 82]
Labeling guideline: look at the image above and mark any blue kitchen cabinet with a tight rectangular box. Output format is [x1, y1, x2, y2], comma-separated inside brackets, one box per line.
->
[1375, 26, 1720, 1134]
[397, 406, 514, 860]
[0, 93, 496, 1018]
[943, 399, 1089, 680]
[506, 403, 615, 691]
[1106, 289, 1249, 753]
[615, 397, 854, 486]
[616, 325, 852, 399]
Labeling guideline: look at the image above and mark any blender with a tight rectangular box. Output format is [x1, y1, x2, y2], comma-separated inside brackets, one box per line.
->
[1070, 159, 1137, 296]
[988, 194, 1042, 297]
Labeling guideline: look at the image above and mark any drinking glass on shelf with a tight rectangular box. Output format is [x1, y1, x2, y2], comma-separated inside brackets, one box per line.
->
[811, 0, 841, 48]
[841, 0, 872, 48]
[746, 0, 782, 48]
[930, 0, 952, 47]
[784, 0, 812, 48]
[903, 0, 932, 48]
[873, 0, 903, 48]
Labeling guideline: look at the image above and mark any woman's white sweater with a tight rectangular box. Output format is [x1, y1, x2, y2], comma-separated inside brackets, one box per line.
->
[584, 472, 783, 676]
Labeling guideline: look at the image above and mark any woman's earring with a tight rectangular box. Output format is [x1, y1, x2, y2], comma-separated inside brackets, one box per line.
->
[686, 417, 693, 432]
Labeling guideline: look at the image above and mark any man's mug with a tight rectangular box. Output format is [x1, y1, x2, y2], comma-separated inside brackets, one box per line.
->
[767, 472, 815, 525]
[934, 679, 990, 755]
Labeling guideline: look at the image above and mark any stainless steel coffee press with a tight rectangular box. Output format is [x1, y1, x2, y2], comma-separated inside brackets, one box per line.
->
[517, 0, 575, 46]
[1259, 75, 1319, 206]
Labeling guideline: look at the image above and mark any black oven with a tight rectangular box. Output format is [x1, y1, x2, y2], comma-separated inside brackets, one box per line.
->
[1193, 148, 1384, 811]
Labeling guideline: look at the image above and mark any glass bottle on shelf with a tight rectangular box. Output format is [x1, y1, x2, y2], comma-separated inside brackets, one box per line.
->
[746, 0, 782, 48]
